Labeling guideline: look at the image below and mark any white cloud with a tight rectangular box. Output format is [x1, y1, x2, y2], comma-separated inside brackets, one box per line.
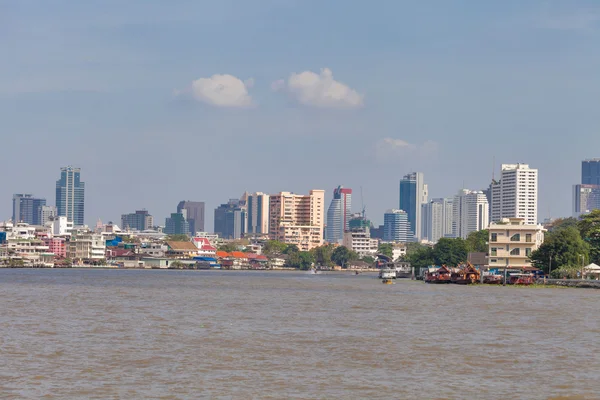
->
[374, 138, 438, 163]
[272, 68, 363, 109]
[189, 74, 254, 108]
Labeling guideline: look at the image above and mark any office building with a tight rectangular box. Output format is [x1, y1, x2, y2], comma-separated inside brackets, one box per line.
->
[573, 184, 600, 217]
[383, 209, 410, 242]
[121, 210, 154, 231]
[582, 159, 600, 185]
[214, 199, 247, 239]
[421, 198, 453, 243]
[488, 218, 545, 268]
[490, 164, 538, 225]
[41, 205, 57, 226]
[12, 194, 46, 225]
[269, 190, 325, 251]
[399, 172, 428, 240]
[176, 201, 205, 234]
[343, 226, 378, 258]
[55, 166, 85, 226]
[452, 190, 489, 239]
[246, 192, 270, 235]
[164, 213, 190, 236]
[325, 186, 352, 244]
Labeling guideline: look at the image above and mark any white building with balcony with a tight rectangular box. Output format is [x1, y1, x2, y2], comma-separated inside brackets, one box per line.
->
[68, 232, 106, 260]
[343, 227, 378, 258]
[488, 218, 545, 269]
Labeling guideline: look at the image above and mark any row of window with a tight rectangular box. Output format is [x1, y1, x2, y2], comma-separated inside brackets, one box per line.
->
[490, 233, 533, 242]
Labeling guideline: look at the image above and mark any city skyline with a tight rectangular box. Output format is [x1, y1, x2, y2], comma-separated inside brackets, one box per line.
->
[2, 1, 599, 229]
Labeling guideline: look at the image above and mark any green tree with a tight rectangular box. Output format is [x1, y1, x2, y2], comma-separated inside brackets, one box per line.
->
[361, 255, 375, 264]
[283, 244, 299, 255]
[262, 240, 288, 255]
[548, 217, 579, 233]
[406, 246, 435, 270]
[285, 251, 314, 270]
[166, 234, 189, 242]
[578, 210, 600, 264]
[377, 243, 394, 259]
[311, 244, 334, 267]
[432, 238, 468, 266]
[530, 226, 589, 273]
[466, 230, 489, 253]
[331, 246, 358, 268]
[218, 243, 238, 252]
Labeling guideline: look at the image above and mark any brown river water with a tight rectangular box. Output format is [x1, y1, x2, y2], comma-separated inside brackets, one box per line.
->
[0, 269, 598, 399]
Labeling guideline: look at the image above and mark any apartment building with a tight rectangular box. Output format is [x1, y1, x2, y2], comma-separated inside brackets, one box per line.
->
[342, 226, 378, 258]
[491, 164, 538, 225]
[452, 190, 489, 239]
[488, 218, 545, 269]
[269, 190, 325, 251]
[68, 232, 106, 260]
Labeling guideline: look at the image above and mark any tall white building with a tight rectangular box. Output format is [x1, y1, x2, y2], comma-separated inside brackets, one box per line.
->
[491, 164, 538, 225]
[325, 186, 352, 243]
[247, 192, 270, 235]
[421, 198, 453, 243]
[452, 189, 489, 239]
[41, 205, 57, 226]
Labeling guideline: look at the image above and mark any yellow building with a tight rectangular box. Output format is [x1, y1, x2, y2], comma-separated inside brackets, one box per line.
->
[269, 190, 325, 251]
[488, 218, 545, 268]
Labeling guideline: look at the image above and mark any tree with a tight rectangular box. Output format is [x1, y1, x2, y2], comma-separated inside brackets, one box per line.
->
[432, 238, 468, 267]
[311, 244, 334, 267]
[166, 234, 189, 242]
[547, 217, 578, 233]
[283, 244, 299, 255]
[331, 246, 358, 268]
[262, 240, 288, 255]
[285, 251, 314, 270]
[218, 243, 238, 252]
[466, 230, 489, 253]
[361, 255, 375, 264]
[578, 210, 600, 264]
[377, 243, 394, 259]
[530, 226, 589, 273]
[406, 246, 435, 270]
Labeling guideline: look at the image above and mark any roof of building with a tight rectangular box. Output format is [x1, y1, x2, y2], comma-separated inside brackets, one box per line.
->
[231, 251, 248, 259]
[216, 251, 231, 258]
[192, 237, 217, 251]
[166, 241, 198, 252]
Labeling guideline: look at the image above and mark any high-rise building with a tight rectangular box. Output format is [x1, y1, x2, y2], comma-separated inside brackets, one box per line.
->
[452, 189, 489, 239]
[269, 190, 325, 251]
[399, 172, 428, 240]
[325, 186, 352, 243]
[246, 192, 270, 235]
[421, 198, 453, 243]
[176, 201, 205, 234]
[383, 209, 410, 242]
[164, 213, 190, 235]
[12, 194, 46, 225]
[214, 199, 247, 239]
[121, 210, 154, 231]
[490, 164, 538, 225]
[55, 166, 85, 226]
[41, 205, 57, 226]
[582, 159, 600, 185]
[573, 184, 600, 217]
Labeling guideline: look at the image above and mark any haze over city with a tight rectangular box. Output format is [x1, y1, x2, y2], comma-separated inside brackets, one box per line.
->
[2, 1, 600, 227]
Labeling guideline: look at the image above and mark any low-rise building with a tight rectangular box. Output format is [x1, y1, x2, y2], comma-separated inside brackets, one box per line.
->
[165, 241, 198, 258]
[392, 244, 407, 261]
[488, 218, 545, 269]
[192, 237, 217, 258]
[68, 232, 106, 260]
[343, 227, 378, 257]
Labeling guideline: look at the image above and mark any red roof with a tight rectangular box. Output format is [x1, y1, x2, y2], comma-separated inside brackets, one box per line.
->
[192, 237, 217, 251]
[216, 251, 231, 258]
[231, 251, 247, 259]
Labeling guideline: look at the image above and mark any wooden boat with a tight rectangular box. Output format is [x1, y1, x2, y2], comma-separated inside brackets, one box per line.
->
[450, 263, 480, 285]
[482, 274, 503, 284]
[508, 273, 536, 285]
[425, 265, 452, 283]
[382, 278, 394, 284]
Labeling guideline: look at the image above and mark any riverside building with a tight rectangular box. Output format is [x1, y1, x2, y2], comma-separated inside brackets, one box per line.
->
[490, 164, 538, 225]
[488, 218, 545, 269]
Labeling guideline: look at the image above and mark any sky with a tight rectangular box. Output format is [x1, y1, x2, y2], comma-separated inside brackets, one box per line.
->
[2, 0, 600, 229]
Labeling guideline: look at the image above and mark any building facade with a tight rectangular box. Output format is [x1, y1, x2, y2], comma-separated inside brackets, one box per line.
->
[325, 186, 352, 244]
[490, 164, 538, 225]
[582, 159, 600, 185]
[343, 226, 378, 258]
[452, 190, 489, 239]
[573, 184, 600, 217]
[176, 201, 205, 234]
[164, 213, 190, 236]
[55, 166, 85, 226]
[269, 190, 325, 251]
[399, 172, 428, 240]
[68, 232, 106, 260]
[214, 199, 247, 239]
[383, 209, 410, 242]
[41, 205, 57, 226]
[421, 198, 453, 243]
[12, 194, 46, 225]
[488, 218, 545, 268]
[121, 209, 154, 231]
[246, 192, 270, 235]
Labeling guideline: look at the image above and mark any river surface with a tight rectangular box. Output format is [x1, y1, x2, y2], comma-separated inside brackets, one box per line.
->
[0, 269, 598, 399]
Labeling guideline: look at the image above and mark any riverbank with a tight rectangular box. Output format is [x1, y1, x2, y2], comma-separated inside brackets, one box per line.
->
[537, 278, 600, 289]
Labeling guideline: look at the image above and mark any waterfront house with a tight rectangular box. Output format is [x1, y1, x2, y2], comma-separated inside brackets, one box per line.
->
[165, 241, 199, 258]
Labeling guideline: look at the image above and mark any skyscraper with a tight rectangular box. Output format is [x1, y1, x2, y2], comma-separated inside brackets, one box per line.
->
[573, 184, 600, 217]
[421, 198, 453, 243]
[269, 190, 325, 251]
[55, 166, 85, 226]
[177, 201, 205, 234]
[490, 164, 538, 225]
[325, 186, 352, 243]
[582, 159, 600, 185]
[214, 199, 247, 239]
[246, 192, 270, 235]
[41, 205, 57, 226]
[12, 194, 46, 225]
[399, 172, 428, 240]
[383, 209, 410, 242]
[452, 189, 489, 239]
[121, 210, 154, 231]
[164, 212, 190, 235]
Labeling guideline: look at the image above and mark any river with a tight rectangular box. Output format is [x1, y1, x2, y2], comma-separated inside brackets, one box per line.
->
[0, 269, 598, 399]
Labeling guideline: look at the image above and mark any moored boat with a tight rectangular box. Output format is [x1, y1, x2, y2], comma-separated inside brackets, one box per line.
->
[508, 273, 535, 285]
[450, 263, 481, 284]
[425, 265, 452, 283]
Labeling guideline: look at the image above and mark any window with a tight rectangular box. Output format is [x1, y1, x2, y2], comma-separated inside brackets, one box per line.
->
[525, 234, 532, 243]
[491, 233, 498, 242]
[526, 248, 532, 257]
[491, 248, 497, 256]
[510, 234, 521, 242]
[510, 248, 520, 256]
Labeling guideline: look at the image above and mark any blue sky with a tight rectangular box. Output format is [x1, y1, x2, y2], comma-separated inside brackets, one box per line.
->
[2, 0, 600, 228]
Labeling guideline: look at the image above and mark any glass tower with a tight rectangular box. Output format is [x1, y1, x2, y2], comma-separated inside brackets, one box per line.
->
[55, 166, 85, 226]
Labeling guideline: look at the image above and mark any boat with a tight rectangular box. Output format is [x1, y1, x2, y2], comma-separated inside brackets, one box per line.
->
[355, 271, 360, 275]
[309, 268, 320, 275]
[482, 273, 503, 284]
[508, 273, 536, 285]
[393, 262, 412, 279]
[378, 268, 396, 279]
[382, 278, 394, 284]
[424, 265, 452, 283]
[450, 263, 481, 284]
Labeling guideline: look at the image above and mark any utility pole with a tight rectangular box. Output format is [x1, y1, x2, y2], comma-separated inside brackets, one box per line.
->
[549, 252, 552, 278]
